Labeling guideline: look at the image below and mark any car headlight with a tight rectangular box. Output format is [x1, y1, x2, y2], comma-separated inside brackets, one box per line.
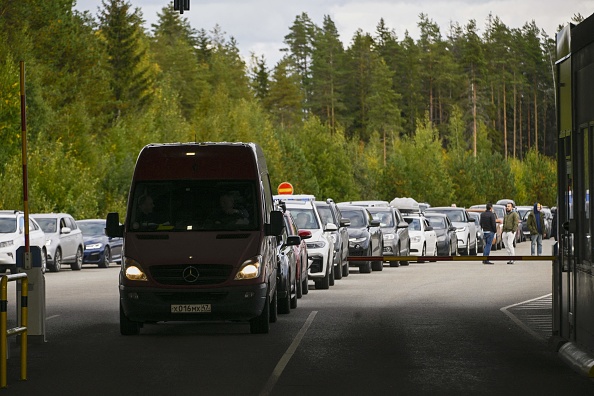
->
[383, 234, 395, 240]
[45, 239, 52, 246]
[456, 227, 467, 233]
[0, 240, 14, 249]
[123, 257, 147, 281]
[307, 241, 326, 249]
[235, 256, 261, 280]
[330, 234, 337, 243]
[411, 236, 422, 243]
[349, 237, 367, 243]
[86, 243, 103, 250]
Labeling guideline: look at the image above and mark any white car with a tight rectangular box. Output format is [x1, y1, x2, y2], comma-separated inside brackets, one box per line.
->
[31, 213, 85, 272]
[403, 214, 437, 262]
[275, 195, 336, 290]
[0, 210, 47, 273]
[425, 207, 477, 255]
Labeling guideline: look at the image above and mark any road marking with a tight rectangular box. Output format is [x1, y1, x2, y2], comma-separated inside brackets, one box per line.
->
[46, 315, 60, 320]
[500, 294, 552, 341]
[259, 311, 317, 396]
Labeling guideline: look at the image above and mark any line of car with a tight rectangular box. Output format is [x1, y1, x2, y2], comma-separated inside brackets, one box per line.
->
[0, 210, 122, 274]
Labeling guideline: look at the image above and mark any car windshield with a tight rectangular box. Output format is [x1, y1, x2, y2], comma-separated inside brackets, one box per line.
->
[129, 180, 258, 232]
[404, 217, 421, 231]
[0, 218, 17, 233]
[78, 222, 105, 236]
[341, 210, 366, 228]
[36, 218, 57, 233]
[315, 206, 335, 226]
[427, 217, 446, 229]
[369, 211, 394, 227]
[290, 208, 320, 230]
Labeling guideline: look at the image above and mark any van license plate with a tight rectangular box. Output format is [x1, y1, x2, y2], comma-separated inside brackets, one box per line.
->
[171, 304, 211, 313]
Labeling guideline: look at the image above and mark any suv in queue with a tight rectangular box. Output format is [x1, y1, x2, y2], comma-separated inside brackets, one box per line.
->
[0, 210, 47, 273]
[275, 195, 336, 290]
[366, 206, 410, 267]
[32, 213, 85, 272]
[315, 199, 350, 280]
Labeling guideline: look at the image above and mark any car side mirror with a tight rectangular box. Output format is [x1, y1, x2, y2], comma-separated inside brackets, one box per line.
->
[61, 227, 72, 234]
[298, 229, 312, 240]
[106, 212, 124, 238]
[397, 221, 408, 229]
[340, 218, 351, 227]
[267, 210, 284, 236]
[325, 222, 338, 232]
[426, 225, 433, 231]
[370, 219, 381, 227]
[285, 235, 301, 246]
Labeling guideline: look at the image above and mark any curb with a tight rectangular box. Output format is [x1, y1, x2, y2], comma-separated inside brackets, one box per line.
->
[558, 341, 594, 377]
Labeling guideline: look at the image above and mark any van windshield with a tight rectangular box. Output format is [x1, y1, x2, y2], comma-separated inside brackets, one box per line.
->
[129, 180, 258, 232]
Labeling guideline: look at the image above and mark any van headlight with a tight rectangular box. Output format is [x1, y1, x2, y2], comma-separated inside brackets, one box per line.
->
[124, 257, 147, 281]
[235, 256, 261, 280]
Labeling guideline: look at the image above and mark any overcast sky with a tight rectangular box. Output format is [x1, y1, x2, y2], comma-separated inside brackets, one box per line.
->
[74, 0, 593, 66]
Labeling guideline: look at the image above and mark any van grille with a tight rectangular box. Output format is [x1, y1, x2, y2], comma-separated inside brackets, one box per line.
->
[150, 264, 233, 285]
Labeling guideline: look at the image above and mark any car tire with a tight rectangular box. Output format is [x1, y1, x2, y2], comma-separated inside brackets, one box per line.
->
[401, 245, 410, 266]
[316, 271, 330, 290]
[418, 244, 426, 263]
[371, 258, 383, 271]
[301, 272, 309, 295]
[250, 290, 271, 334]
[41, 248, 48, 273]
[52, 248, 62, 272]
[71, 247, 83, 270]
[342, 259, 349, 277]
[328, 263, 335, 286]
[334, 259, 343, 280]
[430, 244, 438, 262]
[290, 276, 298, 309]
[278, 274, 291, 314]
[99, 246, 111, 268]
[296, 273, 303, 299]
[269, 288, 278, 323]
[120, 303, 141, 336]
[390, 244, 401, 267]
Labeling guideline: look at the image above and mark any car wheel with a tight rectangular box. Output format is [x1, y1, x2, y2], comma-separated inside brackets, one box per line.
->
[401, 244, 410, 266]
[328, 263, 335, 286]
[372, 245, 384, 271]
[250, 289, 271, 334]
[52, 248, 62, 272]
[390, 243, 401, 267]
[278, 274, 291, 314]
[342, 257, 349, 277]
[120, 303, 141, 336]
[269, 288, 278, 323]
[334, 258, 343, 280]
[290, 276, 298, 309]
[296, 272, 303, 299]
[99, 246, 111, 268]
[316, 271, 330, 289]
[71, 247, 83, 270]
[418, 244, 426, 263]
[301, 272, 309, 295]
[430, 244, 438, 262]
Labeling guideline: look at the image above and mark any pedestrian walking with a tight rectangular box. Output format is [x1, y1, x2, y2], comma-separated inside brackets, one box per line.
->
[479, 203, 497, 264]
[502, 202, 520, 264]
[527, 202, 546, 255]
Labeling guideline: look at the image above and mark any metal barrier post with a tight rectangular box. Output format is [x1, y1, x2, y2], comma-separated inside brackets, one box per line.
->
[0, 273, 28, 388]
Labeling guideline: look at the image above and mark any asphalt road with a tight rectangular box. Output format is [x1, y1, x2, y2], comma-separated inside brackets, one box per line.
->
[3, 238, 594, 395]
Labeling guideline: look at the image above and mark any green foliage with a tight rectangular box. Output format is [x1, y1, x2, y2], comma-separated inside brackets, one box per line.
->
[0, 4, 559, 219]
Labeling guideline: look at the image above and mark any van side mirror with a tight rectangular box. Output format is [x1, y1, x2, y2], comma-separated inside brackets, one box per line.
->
[106, 212, 124, 238]
[267, 210, 284, 236]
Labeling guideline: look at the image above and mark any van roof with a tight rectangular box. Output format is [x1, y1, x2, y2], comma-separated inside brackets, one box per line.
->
[133, 142, 265, 180]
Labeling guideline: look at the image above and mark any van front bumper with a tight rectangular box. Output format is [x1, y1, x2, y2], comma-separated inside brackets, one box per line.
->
[120, 282, 268, 323]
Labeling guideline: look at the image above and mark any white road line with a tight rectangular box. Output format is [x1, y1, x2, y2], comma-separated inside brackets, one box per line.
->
[500, 294, 552, 341]
[259, 311, 318, 396]
[46, 315, 60, 320]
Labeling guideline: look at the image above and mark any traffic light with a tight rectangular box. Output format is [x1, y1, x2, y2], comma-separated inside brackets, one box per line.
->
[173, 0, 190, 14]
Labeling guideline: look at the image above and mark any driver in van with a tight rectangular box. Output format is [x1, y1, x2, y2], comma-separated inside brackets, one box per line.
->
[215, 193, 249, 226]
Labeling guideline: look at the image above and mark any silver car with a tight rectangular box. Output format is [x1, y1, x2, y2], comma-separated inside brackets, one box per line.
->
[31, 213, 85, 272]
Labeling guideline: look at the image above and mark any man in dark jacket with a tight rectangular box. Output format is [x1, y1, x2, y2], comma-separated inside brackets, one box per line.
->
[479, 203, 497, 264]
[527, 202, 546, 255]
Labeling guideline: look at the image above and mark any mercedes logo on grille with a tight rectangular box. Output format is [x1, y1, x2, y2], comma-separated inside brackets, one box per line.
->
[182, 266, 200, 283]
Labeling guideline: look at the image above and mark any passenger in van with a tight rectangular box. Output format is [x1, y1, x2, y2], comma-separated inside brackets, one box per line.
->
[215, 193, 249, 226]
[136, 193, 156, 225]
